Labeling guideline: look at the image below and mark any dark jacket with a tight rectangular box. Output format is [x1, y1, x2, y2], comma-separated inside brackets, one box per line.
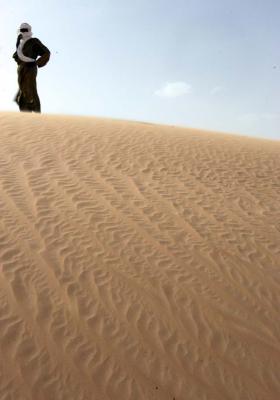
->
[13, 38, 50, 68]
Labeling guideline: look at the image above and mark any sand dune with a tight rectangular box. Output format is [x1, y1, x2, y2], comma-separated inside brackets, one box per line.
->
[0, 112, 279, 400]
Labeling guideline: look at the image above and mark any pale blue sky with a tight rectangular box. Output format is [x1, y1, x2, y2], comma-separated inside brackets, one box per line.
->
[0, 0, 279, 139]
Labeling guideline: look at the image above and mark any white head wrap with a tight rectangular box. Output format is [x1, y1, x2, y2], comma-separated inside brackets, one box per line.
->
[17, 23, 35, 62]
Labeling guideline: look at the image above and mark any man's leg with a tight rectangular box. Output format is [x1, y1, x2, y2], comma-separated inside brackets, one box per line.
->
[17, 66, 27, 112]
[19, 65, 41, 113]
[26, 66, 41, 113]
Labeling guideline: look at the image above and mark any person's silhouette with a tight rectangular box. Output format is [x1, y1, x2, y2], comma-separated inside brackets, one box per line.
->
[13, 23, 50, 113]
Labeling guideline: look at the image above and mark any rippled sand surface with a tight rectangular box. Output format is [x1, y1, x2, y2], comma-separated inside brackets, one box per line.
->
[0, 112, 279, 400]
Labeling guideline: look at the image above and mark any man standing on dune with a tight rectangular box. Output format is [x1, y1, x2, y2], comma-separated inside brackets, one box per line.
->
[13, 23, 50, 113]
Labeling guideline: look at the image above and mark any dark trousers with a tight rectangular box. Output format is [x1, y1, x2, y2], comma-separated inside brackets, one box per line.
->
[15, 63, 41, 113]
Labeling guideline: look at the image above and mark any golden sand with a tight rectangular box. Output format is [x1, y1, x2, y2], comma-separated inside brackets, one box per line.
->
[0, 112, 279, 400]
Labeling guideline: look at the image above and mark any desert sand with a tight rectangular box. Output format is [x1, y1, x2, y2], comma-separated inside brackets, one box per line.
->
[0, 112, 279, 400]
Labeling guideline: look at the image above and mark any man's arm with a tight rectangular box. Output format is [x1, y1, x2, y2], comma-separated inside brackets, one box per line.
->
[12, 51, 20, 64]
[13, 34, 22, 64]
[34, 39, 51, 68]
